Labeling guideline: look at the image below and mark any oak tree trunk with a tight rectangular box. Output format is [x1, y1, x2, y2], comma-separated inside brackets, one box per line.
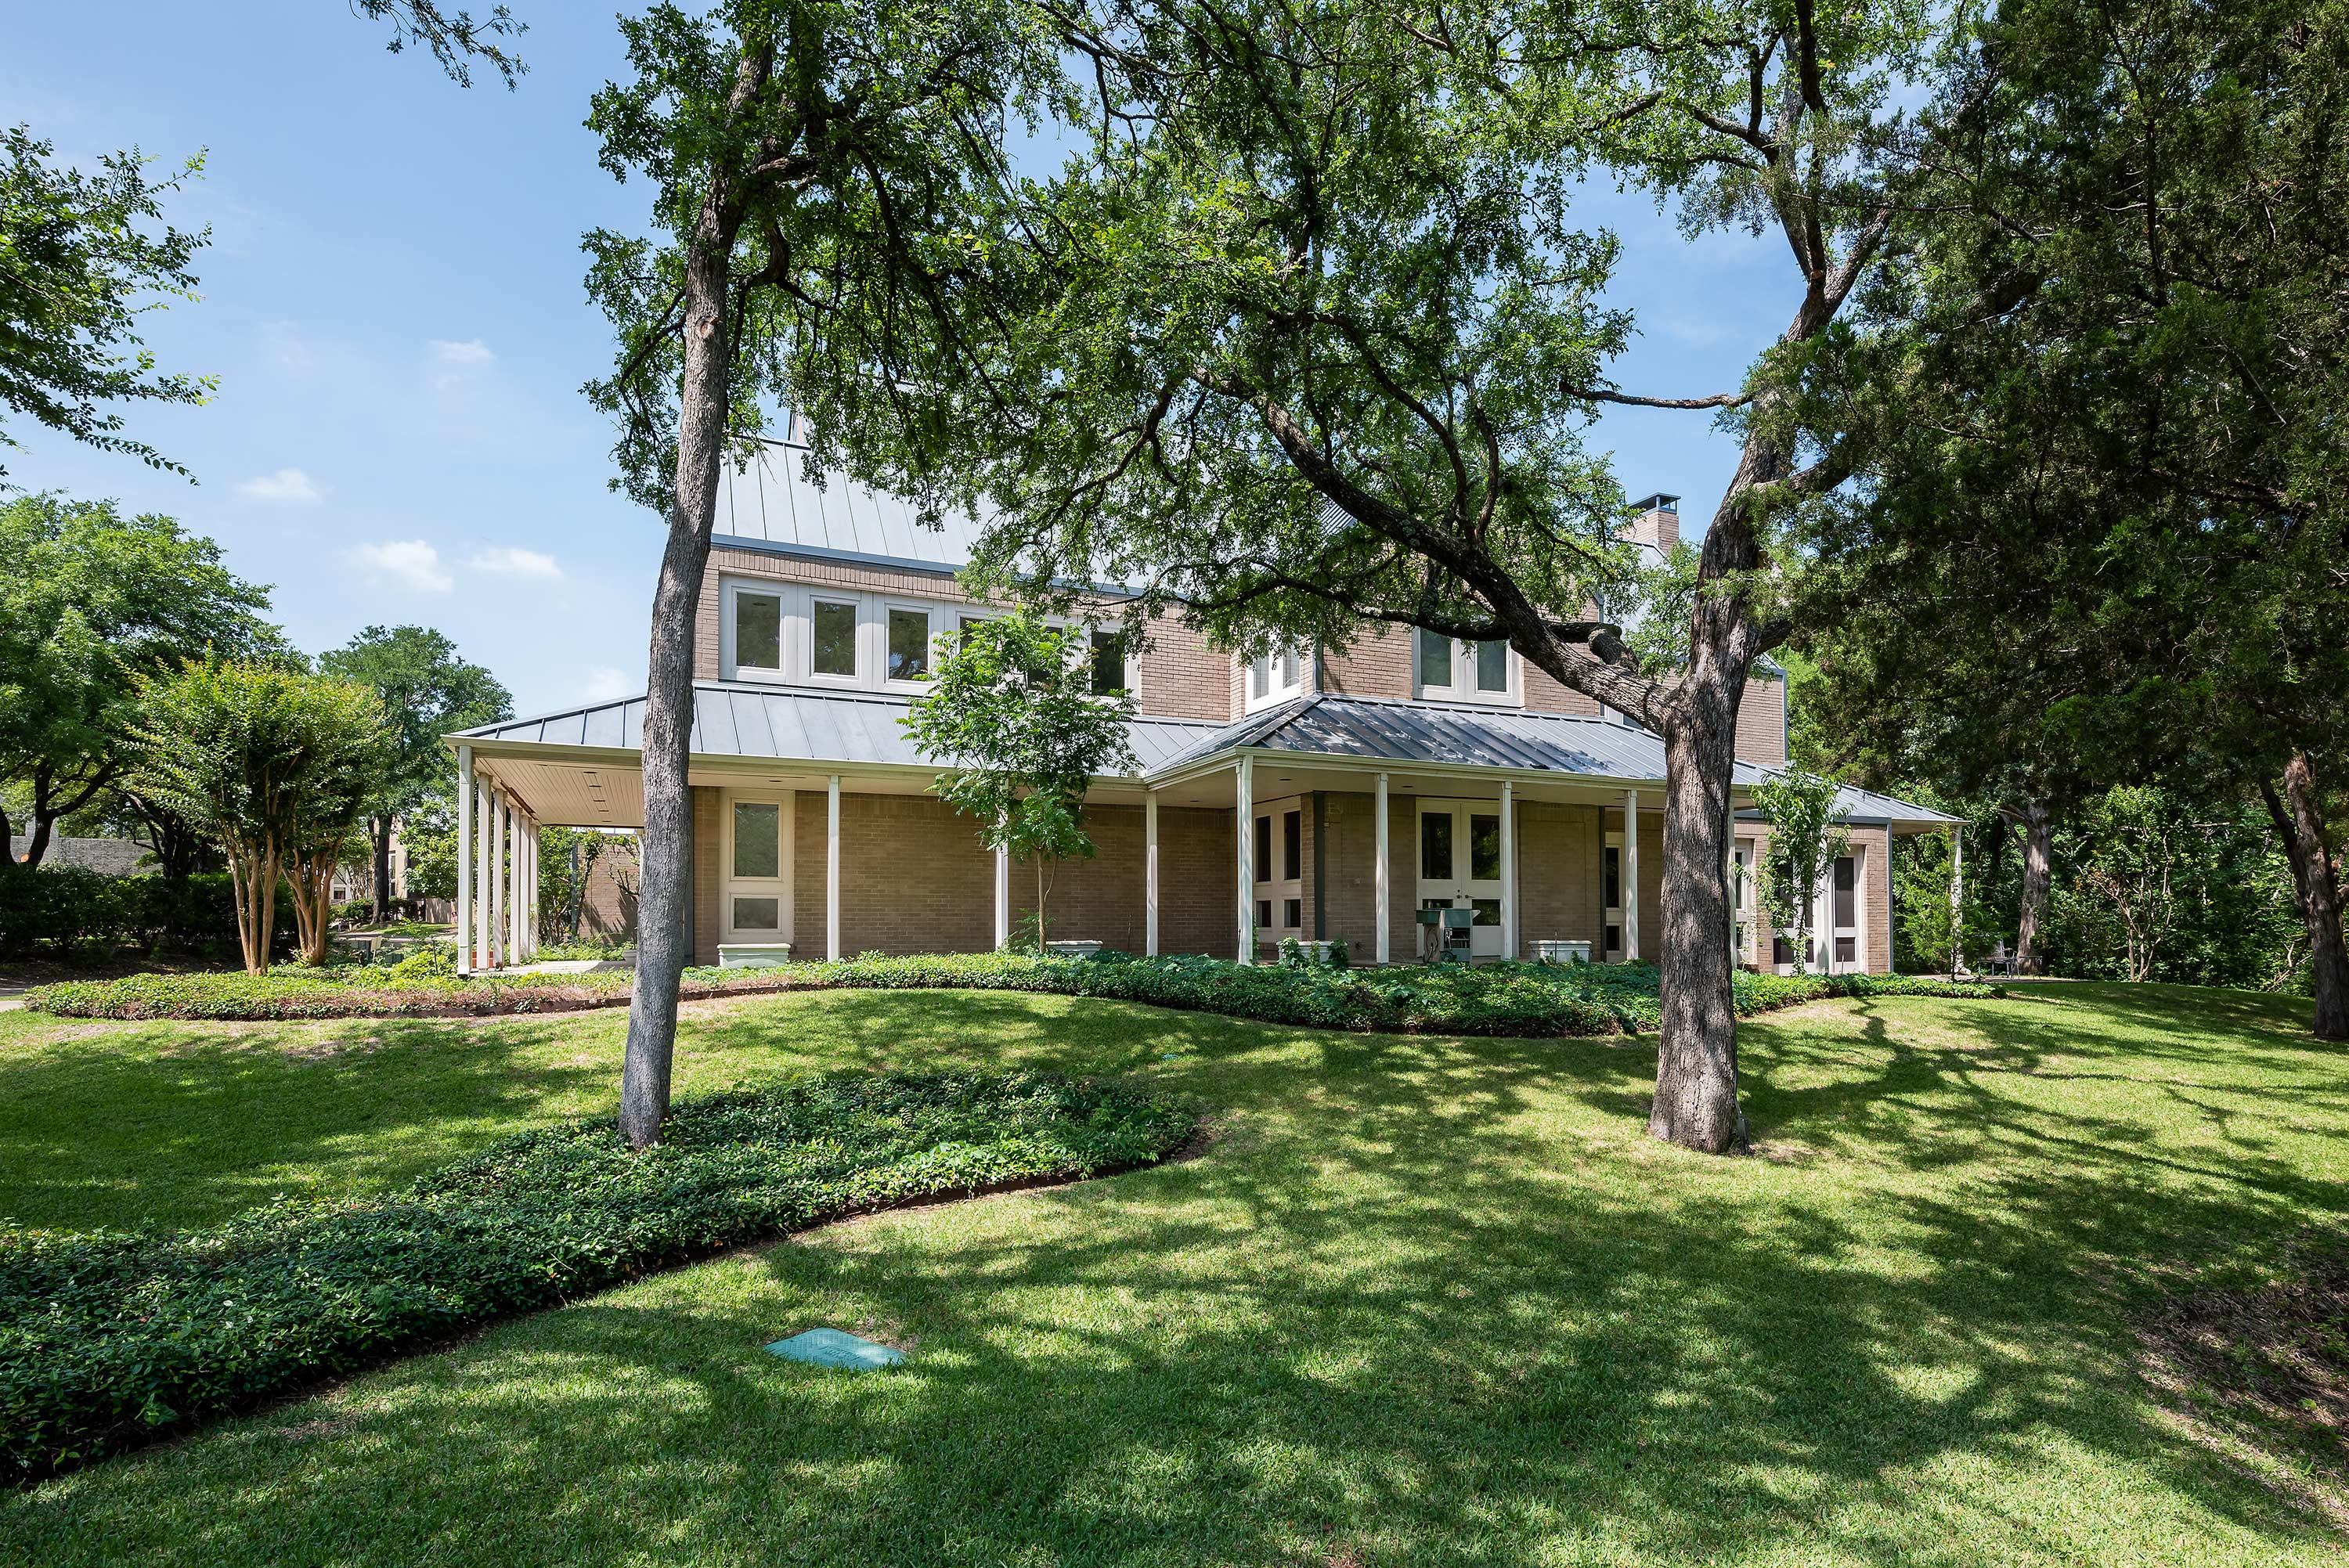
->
[2017, 798, 2052, 975]
[1647, 637, 1748, 1154]
[2262, 753, 2349, 1042]
[619, 164, 749, 1151]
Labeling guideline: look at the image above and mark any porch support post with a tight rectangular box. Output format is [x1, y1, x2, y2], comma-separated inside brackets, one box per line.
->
[825, 774, 842, 962]
[490, 791, 507, 969]
[507, 808, 523, 963]
[1623, 788, 1641, 964]
[474, 774, 493, 970]
[1374, 771, 1391, 966]
[523, 821, 538, 961]
[454, 745, 474, 976]
[1144, 790, 1160, 957]
[993, 842, 1009, 951]
[1235, 754, 1254, 964]
[1949, 824, 1965, 979]
[1499, 780, 1516, 961]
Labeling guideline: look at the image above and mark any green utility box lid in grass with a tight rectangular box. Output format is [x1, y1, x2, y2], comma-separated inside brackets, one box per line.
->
[766, 1328, 907, 1370]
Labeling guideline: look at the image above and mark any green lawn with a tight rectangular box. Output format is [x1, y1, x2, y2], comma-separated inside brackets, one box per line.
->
[1, 982, 2343, 1565]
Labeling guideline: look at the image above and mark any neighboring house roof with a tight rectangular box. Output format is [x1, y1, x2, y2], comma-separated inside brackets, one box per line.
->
[8, 836, 155, 876]
[454, 685, 1953, 826]
[716, 439, 988, 573]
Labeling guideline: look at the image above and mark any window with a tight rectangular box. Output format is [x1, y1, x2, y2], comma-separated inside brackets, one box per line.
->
[1417, 627, 1453, 689]
[1283, 809, 1302, 880]
[735, 591, 781, 672]
[1836, 935, 1858, 963]
[733, 802, 780, 879]
[1285, 897, 1303, 928]
[1470, 813, 1500, 881]
[731, 896, 781, 932]
[1833, 856, 1856, 927]
[812, 600, 858, 678]
[959, 614, 986, 648]
[1090, 630, 1127, 695]
[1254, 815, 1272, 875]
[1470, 897, 1500, 928]
[1420, 811, 1452, 878]
[1475, 640, 1508, 693]
[887, 607, 930, 682]
[1773, 935, 1795, 964]
[1604, 845, 1622, 909]
[1257, 899, 1272, 929]
[1246, 643, 1306, 711]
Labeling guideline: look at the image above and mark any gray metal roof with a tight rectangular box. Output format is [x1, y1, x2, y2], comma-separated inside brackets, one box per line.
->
[456, 683, 1218, 776]
[458, 685, 1954, 825]
[716, 439, 987, 571]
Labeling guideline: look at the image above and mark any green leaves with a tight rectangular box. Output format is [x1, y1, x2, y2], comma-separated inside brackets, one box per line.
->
[1750, 768, 1851, 964]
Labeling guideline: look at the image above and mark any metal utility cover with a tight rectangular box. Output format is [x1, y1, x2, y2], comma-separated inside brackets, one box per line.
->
[765, 1328, 907, 1370]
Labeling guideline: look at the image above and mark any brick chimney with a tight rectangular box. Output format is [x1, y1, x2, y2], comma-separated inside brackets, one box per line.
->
[1624, 493, 1681, 553]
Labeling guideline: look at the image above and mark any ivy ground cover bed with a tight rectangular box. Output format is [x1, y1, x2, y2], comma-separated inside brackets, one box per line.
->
[23, 950, 1997, 1033]
[0, 1072, 1193, 1482]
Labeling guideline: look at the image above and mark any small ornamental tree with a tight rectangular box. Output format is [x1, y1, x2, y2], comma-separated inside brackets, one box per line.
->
[130, 658, 390, 971]
[1751, 769, 1849, 976]
[901, 615, 1137, 950]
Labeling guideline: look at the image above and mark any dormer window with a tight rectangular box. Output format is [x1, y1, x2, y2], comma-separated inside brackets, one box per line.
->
[1416, 627, 1514, 703]
[1246, 643, 1306, 711]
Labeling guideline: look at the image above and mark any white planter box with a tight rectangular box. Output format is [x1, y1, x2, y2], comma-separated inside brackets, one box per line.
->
[1044, 939, 1105, 959]
[719, 943, 793, 969]
[1532, 939, 1593, 965]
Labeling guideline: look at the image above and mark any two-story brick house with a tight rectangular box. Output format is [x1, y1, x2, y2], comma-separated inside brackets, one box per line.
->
[448, 438, 1956, 975]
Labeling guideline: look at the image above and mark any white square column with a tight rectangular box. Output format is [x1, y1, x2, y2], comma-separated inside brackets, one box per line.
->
[825, 774, 842, 962]
[1949, 824, 1965, 978]
[1234, 755, 1254, 964]
[454, 746, 474, 976]
[993, 842, 1009, 951]
[1499, 780, 1516, 961]
[474, 775, 494, 970]
[1144, 791, 1160, 957]
[1373, 772, 1390, 965]
[490, 792, 508, 969]
[1623, 788, 1641, 964]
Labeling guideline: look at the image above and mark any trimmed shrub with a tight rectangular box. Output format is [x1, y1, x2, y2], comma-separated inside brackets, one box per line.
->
[0, 867, 291, 961]
[26, 950, 2003, 1033]
[0, 1071, 1194, 1482]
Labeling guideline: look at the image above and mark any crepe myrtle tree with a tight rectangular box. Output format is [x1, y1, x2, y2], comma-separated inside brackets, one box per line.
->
[583, 0, 1064, 1148]
[902, 614, 1138, 950]
[1750, 768, 1848, 977]
[804, 0, 1944, 1152]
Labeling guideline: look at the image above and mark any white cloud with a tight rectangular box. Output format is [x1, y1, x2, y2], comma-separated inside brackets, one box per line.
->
[237, 467, 321, 503]
[349, 539, 453, 593]
[581, 666, 633, 703]
[467, 546, 561, 579]
[428, 337, 495, 366]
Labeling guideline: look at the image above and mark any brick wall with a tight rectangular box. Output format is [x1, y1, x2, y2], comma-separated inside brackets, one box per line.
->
[1516, 802, 1605, 957]
[1524, 663, 1604, 716]
[788, 791, 994, 957]
[1737, 676, 1788, 766]
[1322, 626, 1414, 701]
[1135, 616, 1236, 722]
[1731, 820, 1894, 974]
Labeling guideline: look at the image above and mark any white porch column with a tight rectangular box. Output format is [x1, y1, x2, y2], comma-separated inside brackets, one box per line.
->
[993, 842, 1009, 950]
[825, 774, 842, 962]
[1623, 788, 1641, 964]
[1144, 791, 1160, 957]
[474, 774, 493, 970]
[1373, 771, 1391, 966]
[490, 792, 507, 969]
[507, 809, 523, 962]
[1499, 780, 1516, 961]
[1235, 754, 1255, 964]
[1949, 824, 1966, 978]
[454, 745, 474, 975]
[523, 821, 538, 961]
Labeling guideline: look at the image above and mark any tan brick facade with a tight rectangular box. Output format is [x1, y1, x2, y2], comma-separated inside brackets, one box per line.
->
[1732, 820, 1893, 975]
[1737, 676, 1788, 766]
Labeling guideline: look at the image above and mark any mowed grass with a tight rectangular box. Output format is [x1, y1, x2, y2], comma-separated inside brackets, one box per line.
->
[1, 981, 2344, 1566]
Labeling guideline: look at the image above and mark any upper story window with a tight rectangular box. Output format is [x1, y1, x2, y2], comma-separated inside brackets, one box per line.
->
[1246, 643, 1307, 712]
[1415, 627, 1514, 703]
[1088, 629, 1130, 696]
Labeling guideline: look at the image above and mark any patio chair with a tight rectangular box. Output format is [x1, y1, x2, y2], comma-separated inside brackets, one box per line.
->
[1440, 906, 1476, 963]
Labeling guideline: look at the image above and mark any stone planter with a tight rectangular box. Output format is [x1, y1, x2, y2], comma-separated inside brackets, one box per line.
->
[718, 943, 792, 969]
[1044, 939, 1105, 959]
[1532, 939, 1593, 965]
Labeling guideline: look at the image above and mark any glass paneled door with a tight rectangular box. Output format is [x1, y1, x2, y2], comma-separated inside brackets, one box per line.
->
[1416, 798, 1504, 958]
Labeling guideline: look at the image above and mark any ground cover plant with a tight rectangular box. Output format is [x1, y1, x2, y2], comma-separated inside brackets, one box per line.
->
[0, 981, 2339, 1564]
[0, 1072, 1192, 1481]
[21, 950, 1995, 1033]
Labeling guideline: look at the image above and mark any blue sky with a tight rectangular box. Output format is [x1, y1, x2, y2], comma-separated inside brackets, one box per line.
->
[7, 2, 1795, 718]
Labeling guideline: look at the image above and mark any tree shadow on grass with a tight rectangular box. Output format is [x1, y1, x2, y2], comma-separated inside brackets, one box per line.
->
[10, 989, 2349, 1566]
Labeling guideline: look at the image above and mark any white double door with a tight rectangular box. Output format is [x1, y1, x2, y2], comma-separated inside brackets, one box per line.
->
[1416, 798, 1504, 958]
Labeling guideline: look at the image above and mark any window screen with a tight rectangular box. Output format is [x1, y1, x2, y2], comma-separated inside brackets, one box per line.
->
[1420, 811, 1452, 878]
[1283, 809, 1301, 880]
[1475, 640, 1507, 692]
[735, 592, 781, 671]
[1417, 627, 1453, 689]
[731, 802, 780, 879]
[1833, 856, 1857, 927]
[812, 600, 857, 677]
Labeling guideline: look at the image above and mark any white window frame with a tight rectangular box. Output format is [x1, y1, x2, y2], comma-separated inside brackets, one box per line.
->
[721, 790, 795, 944]
[1082, 622, 1142, 697]
[721, 579, 791, 683]
[803, 590, 864, 687]
[880, 599, 939, 692]
[1413, 629, 1518, 706]
[1243, 643, 1308, 712]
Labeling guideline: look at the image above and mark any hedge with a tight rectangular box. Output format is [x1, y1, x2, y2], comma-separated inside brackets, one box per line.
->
[25, 950, 2003, 1033]
[0, 867, 290, 961]
[0, 1071, 1194, 1483]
